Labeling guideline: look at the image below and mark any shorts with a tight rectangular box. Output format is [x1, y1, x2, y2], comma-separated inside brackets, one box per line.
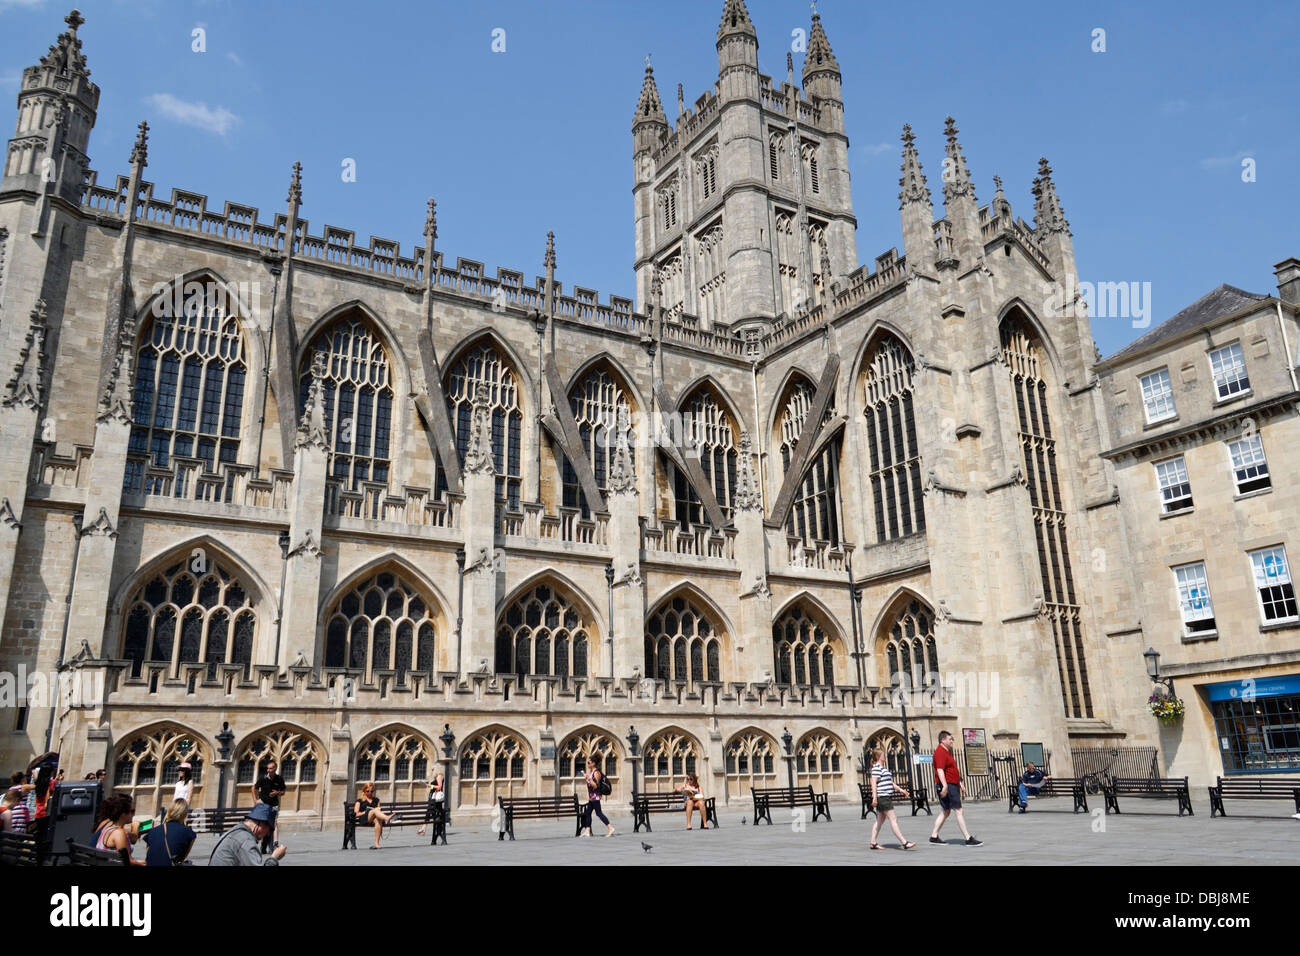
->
[876, 795, 894, 813]
[938, 783, 962, 811]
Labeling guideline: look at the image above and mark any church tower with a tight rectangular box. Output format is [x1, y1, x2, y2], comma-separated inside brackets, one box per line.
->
[632, 1, 859, 331]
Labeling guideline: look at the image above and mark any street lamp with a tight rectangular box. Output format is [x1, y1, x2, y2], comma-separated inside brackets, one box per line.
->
[1143, 647, 1175, 694]
[781, 727, 794, 791]
[625, 725, 640, 800]
[214, 722, 234, 813]
[439, 724, 456, 826]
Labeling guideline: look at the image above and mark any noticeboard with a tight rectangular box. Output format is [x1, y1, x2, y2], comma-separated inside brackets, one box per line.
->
[1020, 741, 1046, 768]
[962, 728, 988, 775]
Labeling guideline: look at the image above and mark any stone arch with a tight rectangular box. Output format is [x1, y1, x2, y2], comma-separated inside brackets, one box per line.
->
[352, 723, 436, 803]
[867, 585, 935, 643]
[111, 720, 211, 811]
[640, 725, 705, 791]
[864, 727, 913, 785]
[134, 267, 267, 373]
[645, 581, 735, 684]
[441, 326, 535, 401]
[723, 726, 781, 798]
[794, 727, 848, 793]
[297, 299, 413, 392]
[847, 318, 919, 407]
[873, 590, 940, 690]
[769, 365, 844, 546]
[770, 592, 850, 687]
[109, 538, 269, 679]
[563, 353, 646, 416]
[997, 297, 1066, 386]
[495, 573, 603, 679]
[456, 723, 532, 807]
[556, 725, 626, 801]
[764, 363, 821, 446]
[672, 373, 747, 430]
[232, 722, 327, 814]
[318, 557, 447, 679]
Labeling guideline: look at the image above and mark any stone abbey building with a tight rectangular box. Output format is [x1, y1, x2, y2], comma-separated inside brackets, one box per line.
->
[1, 6, 1296, 826]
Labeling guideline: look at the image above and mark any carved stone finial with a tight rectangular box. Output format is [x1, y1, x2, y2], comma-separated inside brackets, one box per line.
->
[544, 230, 556, 271]
[66, 9, 85, 32]
[463, 383, 496, 475]
[898, 124, 931, 209]
[4, 300, 49, 412]
[287, 161, 303, 206]
[942, 116, 975, 203]
[129, 121, 149, 169]
[734, 431, 762, 512]
[80, 507, 117, 539]
[424, 198, 437, 241]
[607, 405, 637, 496]
[1032, 156, 1070, 236]
[287, 529, 323, 560]
[295, 350, 329, 449]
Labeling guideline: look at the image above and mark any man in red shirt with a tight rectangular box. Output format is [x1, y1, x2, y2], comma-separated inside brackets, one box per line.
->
[928, 731, 983, 846]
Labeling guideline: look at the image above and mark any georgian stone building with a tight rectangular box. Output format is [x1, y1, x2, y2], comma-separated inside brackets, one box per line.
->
[1, 5, 1293, 827]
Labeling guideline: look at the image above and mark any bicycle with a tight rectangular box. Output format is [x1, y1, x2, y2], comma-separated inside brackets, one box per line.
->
[1080, 749, 1119, 795]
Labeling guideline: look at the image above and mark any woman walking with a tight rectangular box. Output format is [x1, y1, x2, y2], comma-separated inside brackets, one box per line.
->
[580, 757, 615, 837]
[868, 748, 916, 850]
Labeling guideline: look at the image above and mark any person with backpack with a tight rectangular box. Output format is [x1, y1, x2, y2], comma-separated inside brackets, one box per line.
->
[580, 756, 615, 837]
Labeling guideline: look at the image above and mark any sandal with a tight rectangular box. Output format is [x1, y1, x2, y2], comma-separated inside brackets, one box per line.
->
[902, 841, 916, 850]
[869, 844, 882, 850]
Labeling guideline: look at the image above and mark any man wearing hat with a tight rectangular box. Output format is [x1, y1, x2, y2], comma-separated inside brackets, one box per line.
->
[208, 804, 288, 866]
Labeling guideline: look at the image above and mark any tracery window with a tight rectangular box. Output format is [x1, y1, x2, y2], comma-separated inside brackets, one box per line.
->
[113, 727, 204, 812]
[880, 599, 939, 689]
[563, 366, 635, 515]
[298, 317, 393, 490]
[354, 729, 431, 803]
[695, 221, 726, 327]
[642, 730, 700, 791]
[644, 595, 722, 683]
[671, 385, 737, 525]
[121, 556, 255, 680]
[1002, 314, 1092, 719]
[775, 211, 801, 315]
[458, 730, 526, 806]
[862, 333, 925, 540]
[801, 141, 820, 194]
[128, 283, 246, 489]
[323, 570, 437, 682]
[443, 341, 523, 511]
[795, 731, 844, 792]
[656, 254, 685, 320]
[778, 377, 840, 546]
[725, 731, 778, 797]
[558, 731, 620, 801]
[495, 581, 591, 679]
[235, 727, 322, 813]
[773, 604, 836, 687]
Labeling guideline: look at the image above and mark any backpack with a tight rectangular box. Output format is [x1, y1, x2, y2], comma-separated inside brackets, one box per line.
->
[597, 774, 612, 796]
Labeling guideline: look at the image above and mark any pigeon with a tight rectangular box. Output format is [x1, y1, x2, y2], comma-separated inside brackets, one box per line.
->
[641, 842, 653, 853]
[741, 815, 747, 826]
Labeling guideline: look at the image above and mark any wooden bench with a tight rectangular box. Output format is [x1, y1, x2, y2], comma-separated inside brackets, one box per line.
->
[1104, 776, 1193, 816]
[343, 799, 440, 849]
[1208, 776, 1300, 817]
[0, 830, 39, 866]
[1005, 777, 1088, 813]
[632, 791, 719, 832]
[858, 781, 931, 818]
[497, 794, 583, 841]
[751, 786, 830, 825]
[188, 806, 251, 834]
[65, 838, 131, 866]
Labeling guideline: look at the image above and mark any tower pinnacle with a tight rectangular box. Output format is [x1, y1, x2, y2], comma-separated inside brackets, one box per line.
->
[942, 116, 975, 203]
[1032, 158, 1070, 235]
[898, 124, 931, 209]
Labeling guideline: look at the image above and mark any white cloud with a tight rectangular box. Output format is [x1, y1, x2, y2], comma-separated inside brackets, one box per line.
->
[225, 51, 243, 66]
[0, 0, 47, 10]
[862, 142, 893, 156]
[146, 92, 239, 137]
[1199, 150, 1252, 171]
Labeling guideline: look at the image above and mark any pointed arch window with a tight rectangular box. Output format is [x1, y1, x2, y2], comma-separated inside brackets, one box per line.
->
[235, 727, 323, 813]
[795, 731, 844, 792]
[299, 317, 394, 490]
[862, 334, 925, 541]
[113, 727, 205, 813]
[354, 729, 432, 803]
[642, 730, 699, 791]
[563, 366, 635, 515]
[558, 731, 620, 801]
[127, 282, 247, 491]
[495, 581, 592, 679]
[458, 730, 527, 807]
[801, 141, 820, 194]
[645, 594, 722, 683]
[121, 555, 255, 680]
[778, 378, 841, 546]
[725, 731, 778, 797]
[880, 599, 939, 689]
[323, 570, 437, 681]
[773, 604, 837, 687]
[442, 341, 523, 511]
[1002, 314, 1092, 719]
[671, 386, 738, 525]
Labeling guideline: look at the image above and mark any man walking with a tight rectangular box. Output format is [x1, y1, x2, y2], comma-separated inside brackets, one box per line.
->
[253, 759, 286, 853]
[928, 731, 982, 846]
[209, 804, 287, 866]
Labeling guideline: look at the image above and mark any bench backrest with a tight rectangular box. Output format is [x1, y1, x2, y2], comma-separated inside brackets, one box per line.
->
[0, 831, 38, 866]
[1217, 776, 1300, 792]
[499, 795, 577, 817]
[752, 786, 817, 802]
[65, 838, 130, 866]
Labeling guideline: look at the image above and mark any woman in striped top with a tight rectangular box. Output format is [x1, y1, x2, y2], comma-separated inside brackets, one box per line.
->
[869, 747, 915, 850]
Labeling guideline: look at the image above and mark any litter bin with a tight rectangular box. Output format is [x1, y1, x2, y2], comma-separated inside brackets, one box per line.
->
[48, 780, 102, 857]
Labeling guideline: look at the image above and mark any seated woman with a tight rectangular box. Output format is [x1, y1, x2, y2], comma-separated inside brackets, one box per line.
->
[417, 772, 445, 837]
[91, 794, 145, 865]
[353, 782, 394, 849]
[674, 772, 710, 830]
[143, 798, 197, 866]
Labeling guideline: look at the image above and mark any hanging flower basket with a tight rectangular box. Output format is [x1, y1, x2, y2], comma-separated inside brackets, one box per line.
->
[1148, 690, 1185, 725]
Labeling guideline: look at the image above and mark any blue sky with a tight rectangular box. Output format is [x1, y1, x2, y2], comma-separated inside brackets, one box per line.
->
[1, 0, 1295, 357]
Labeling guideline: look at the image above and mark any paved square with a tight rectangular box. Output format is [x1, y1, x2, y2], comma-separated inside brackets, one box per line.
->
[184, 799, 1299, 866]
